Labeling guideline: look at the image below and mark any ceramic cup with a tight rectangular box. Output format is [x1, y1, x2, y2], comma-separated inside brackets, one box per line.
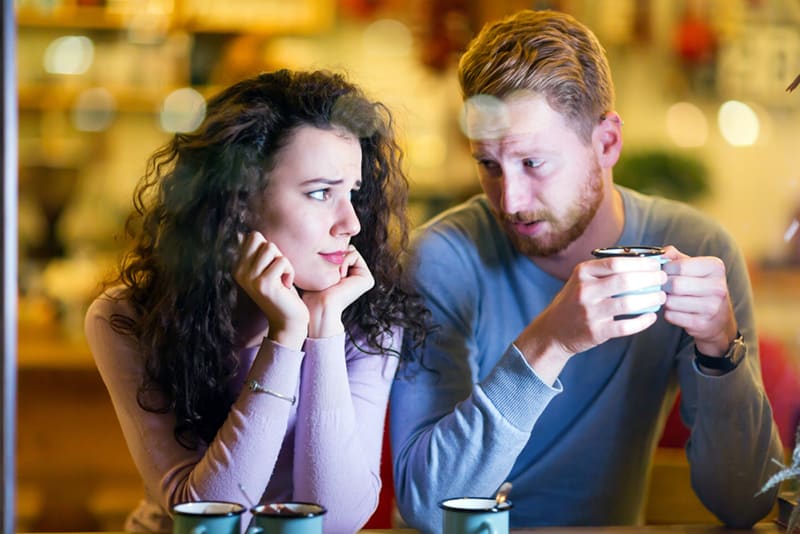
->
[247, 502, 326, 534]
[172, 501, 246, 534]
[440, 497, 512, 534]
[591, 245, 668, 319]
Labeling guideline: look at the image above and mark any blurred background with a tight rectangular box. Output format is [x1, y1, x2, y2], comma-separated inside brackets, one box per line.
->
[13, 0, 800, 531]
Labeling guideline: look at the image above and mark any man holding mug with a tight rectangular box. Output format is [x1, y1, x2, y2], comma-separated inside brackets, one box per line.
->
[390, 9, 782, 533]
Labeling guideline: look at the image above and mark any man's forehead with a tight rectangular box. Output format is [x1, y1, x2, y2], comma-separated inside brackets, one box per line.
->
[470, 132, 541, 153]
[460, 91, 548, 141]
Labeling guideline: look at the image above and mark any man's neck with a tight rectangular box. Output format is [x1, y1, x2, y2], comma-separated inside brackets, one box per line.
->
[529, 185, 625, 281]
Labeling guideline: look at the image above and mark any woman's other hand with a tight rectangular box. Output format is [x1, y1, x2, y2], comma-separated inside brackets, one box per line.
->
[302, 245, 375, 338]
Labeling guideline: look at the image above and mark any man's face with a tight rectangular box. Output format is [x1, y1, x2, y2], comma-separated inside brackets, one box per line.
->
[466, 92, 604, 257]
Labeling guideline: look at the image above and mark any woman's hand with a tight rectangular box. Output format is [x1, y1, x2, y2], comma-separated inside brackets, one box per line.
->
[234, 231, 309, 349]
[302, 245, 375, 338]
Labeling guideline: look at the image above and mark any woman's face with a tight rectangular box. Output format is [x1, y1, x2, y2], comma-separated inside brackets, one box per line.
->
[251, 125, 363, 291]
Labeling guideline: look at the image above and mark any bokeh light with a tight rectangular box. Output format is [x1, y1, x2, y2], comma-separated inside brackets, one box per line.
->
[159, 88, 206, 133]
[458, 94, 510, 140]
[43, 35, 94, 75]
[665, 102, 708, 148]
[72, 87, 117, 132]
[362, 19, 412, 57]
[717, 100, 760, 147]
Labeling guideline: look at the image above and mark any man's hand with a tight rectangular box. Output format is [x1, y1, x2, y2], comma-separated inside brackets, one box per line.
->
[661, 245, 738, 357]
[515, 256, 666, 384]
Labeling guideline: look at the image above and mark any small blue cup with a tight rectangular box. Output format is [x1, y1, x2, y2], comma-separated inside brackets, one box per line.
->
[247, 502, 326, 534]
[592, 245, 668, 319]
[440, 497, 512, 534]
[172, 501, 245, 534]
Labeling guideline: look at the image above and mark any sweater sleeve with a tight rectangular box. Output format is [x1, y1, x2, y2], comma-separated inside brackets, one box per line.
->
[675, 231, 783, 528]
[292, 328, 399, 534]
[390, 228, 560, 534]
[84, 294, 304, 514]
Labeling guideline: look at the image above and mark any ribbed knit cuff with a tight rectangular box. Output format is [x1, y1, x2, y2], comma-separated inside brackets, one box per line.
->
[480, 344, 562, 432]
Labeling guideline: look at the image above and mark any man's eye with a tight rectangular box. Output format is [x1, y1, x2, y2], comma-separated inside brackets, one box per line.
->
[523, 159, 543, 168]
[477, 160, 501, 173]
[308, 189, 330, 201]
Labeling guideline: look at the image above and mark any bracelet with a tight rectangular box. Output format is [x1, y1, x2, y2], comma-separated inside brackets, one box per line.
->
[246, 379, 296, 405]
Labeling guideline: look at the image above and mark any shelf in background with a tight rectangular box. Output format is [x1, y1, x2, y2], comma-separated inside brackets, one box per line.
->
[16, 5, 137, 30]
[16, 0, 335, 34]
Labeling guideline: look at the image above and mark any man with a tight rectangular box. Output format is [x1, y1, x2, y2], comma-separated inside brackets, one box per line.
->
[390, 9, 782, 533]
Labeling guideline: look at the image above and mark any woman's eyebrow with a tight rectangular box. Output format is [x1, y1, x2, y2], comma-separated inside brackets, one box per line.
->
[299, 177, 362, 189]
[299, 177, 342, 186]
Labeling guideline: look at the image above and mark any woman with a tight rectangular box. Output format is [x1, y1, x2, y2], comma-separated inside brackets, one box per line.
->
[85, 69, 427, 533]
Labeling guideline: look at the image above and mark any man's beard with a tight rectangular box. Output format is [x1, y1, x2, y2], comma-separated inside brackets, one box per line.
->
[496, 159, 604, 257]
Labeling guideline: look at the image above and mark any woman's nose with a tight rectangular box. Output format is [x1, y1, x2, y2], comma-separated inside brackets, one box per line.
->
[333, 199, 361, 236]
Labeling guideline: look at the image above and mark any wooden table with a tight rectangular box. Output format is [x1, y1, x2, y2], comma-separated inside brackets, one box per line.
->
[17, 524, 787, 534]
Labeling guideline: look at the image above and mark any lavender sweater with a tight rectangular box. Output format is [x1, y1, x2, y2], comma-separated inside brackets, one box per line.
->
[85, 290, 399, 533]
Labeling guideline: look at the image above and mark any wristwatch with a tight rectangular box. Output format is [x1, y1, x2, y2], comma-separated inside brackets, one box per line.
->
[694, 332, 746, 372]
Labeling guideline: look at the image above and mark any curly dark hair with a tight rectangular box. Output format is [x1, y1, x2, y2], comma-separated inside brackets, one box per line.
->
[107, 69, 428, 449]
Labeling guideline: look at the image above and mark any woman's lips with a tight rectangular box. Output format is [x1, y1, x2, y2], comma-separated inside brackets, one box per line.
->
[319, 251, 347, 265]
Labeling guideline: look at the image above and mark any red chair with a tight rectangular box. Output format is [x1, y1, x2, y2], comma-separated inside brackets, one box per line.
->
[363, 409, 395, 528]
[659, 336, 800, 450]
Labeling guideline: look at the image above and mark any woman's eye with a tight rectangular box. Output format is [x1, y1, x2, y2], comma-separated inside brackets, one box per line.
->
[308, 189, 330, 201]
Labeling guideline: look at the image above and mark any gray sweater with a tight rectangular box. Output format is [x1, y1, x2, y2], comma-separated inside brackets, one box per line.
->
[390, 186, 781, 533]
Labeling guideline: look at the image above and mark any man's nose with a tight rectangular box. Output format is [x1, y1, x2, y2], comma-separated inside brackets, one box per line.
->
[500, 172, 530, 215]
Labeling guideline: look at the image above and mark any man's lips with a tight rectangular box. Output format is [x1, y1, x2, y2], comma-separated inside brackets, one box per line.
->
[319, 251, 347, 265]
[509, 219, 545, 237]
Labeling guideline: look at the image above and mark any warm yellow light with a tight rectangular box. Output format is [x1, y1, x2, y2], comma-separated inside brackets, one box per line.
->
[43, 35, 94, 75]
[665, 102, 708, 147]
[408, 134, 447, 168]
[362, 19, 412, 57]
[718, 100, 760, 147]
[159, 88, 206, 133]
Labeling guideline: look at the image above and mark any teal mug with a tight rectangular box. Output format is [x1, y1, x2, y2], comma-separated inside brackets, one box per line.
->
[172, 501, 246, 534]
[592, 245, 669, 319]
[440, 497, 512, 534]
[247, 502, 326, 534]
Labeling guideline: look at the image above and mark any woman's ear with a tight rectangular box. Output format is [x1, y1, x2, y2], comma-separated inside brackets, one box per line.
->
[593, 112, 623, 169]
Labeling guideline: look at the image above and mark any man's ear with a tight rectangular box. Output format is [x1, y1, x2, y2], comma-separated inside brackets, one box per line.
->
[593, 112, 623, 169]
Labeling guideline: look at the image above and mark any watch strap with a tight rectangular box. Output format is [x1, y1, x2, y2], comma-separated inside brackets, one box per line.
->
[694, 332, 745, 372]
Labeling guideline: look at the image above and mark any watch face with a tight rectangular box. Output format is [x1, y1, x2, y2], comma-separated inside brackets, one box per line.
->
[592, 245, 665, 258]
[730, 335, 746, 366]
